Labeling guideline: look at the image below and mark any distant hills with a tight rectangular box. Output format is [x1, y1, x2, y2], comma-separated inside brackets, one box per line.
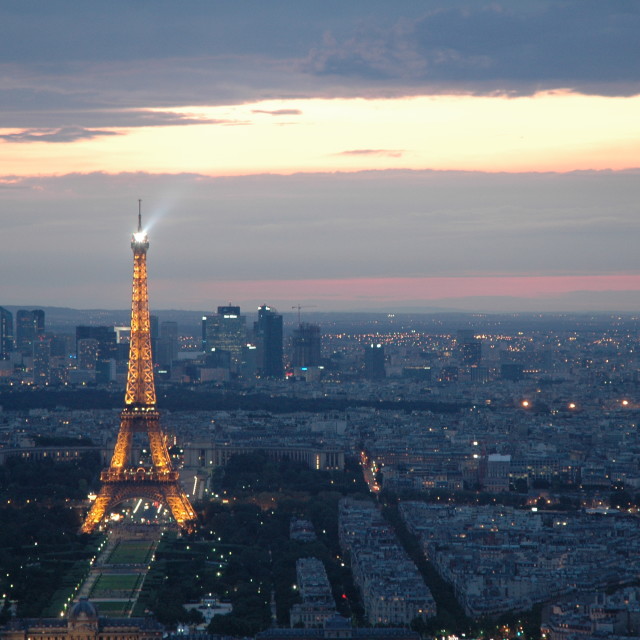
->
[4, 305, 640, 337]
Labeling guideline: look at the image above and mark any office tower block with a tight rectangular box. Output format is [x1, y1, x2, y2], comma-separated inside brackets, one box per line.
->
[96, 358, 117, 384]
[160, 320, 178, 342]
[158, 320, 179, 363]
[292, 322, 322, 367]
[50, 334, 74, 359]
[501, 363, 524, 381]
[155, 320, 179, 370]
[204, 347, 231, 370]
[254, 305, 283, 378]
[113, 326, 131, 362]
[201, 305, 246, 371]
[364, 343, 386, 380]
[0, 307, 13, 358]
[33, 334, 51, 386]
[32, 309, 45, 334]
[76, 326, 118, 361]
[150, 314, 159, 362]
[150, 314, 159, 341]
[240, 343, 258, 378]
[457, 329, 481, 365]
[77, 338, 100, 370]
[16, 309, 44, 354]
[154, 340, 173, 369]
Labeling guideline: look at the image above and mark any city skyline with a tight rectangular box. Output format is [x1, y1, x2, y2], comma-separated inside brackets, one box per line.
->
[1, 2, 639, 312]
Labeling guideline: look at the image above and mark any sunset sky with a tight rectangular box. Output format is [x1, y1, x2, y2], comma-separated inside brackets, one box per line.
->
[2, 1, 640, 312]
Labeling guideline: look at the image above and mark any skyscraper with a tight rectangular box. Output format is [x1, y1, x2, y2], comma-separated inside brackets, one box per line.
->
[16, 309, 44, 354]
[0, 307, 13, 359]
[364, 343, 386, 380]
[202, 305, 246, 371]
[77, 338, 100, 370]
[155, 320, 179, 367]
[292, 322, 322, 368]
[32, 334, 51, 386]
[457, 329, 481, 365]
[254, 305, 283, 378]
[75, 326, 118, 361]
[149, 314, 159, 363]
[150, 314, 159, 342]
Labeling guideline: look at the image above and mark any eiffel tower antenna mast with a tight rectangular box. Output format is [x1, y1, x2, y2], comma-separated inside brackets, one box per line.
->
[81, 206, 197, 534]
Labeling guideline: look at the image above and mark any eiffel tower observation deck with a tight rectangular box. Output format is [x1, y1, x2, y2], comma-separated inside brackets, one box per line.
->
[81, 207, 197, 534]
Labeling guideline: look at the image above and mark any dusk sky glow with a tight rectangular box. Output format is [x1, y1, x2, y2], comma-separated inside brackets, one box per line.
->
[2, 1, 640, 312]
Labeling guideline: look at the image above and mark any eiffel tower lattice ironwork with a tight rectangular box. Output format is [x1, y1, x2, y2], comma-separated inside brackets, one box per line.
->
[81, 209, 197, 534]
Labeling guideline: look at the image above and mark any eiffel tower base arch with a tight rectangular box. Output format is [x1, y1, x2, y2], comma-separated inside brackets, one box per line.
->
[81, 478, 197, 534]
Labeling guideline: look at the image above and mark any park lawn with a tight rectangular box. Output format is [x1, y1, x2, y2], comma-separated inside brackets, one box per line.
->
[91, 573, 141, 593]
[107, 541, 154, 565]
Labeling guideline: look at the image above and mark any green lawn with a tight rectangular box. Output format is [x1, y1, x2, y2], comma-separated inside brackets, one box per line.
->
[90, 573, 141, 594]
[94, 601, 131, 615]
[107, 540, 154, 565]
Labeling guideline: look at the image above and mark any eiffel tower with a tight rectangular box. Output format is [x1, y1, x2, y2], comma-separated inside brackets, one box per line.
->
[81, 207, 197, 534]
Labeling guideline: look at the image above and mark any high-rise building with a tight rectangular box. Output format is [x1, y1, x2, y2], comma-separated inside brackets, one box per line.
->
[364, 343, 386, 380]
[16, 309, 44, 354]
[150, 314, 159, 341]
[155, 320, 179, 366]
[254, 305, 283, 378]
[149, 314, 159, 362]
[75, 326, 118, 361]
[32, 334, 51, 386]
[501, 363, 524, 381]
[202, 305, 246, 371]
[50, 334, 74, 359]
[77, 338, 100, 370]
[457, 329, 481, 365]
[96, 358, 117, 384]
[34, 309, 44, 333]
[240, 343, 258, 378]
[0, 307, 13, 359]
[292, 322, 322, 368]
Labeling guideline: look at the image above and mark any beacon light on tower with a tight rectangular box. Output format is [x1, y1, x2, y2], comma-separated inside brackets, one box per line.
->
[132, 200, 149, 248]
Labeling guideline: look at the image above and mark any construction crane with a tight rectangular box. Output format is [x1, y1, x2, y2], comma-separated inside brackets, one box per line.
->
[292, 304, 317, 325]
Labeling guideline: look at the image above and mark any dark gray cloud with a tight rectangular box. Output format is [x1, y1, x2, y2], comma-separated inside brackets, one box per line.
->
[304, 2, 640, 96]
[0, 1, 637, 133]
[0, 104, 245, 130]
[252, 109, 302, 116]
[1, 168, 639, 310]
[0, 126, 118, 143]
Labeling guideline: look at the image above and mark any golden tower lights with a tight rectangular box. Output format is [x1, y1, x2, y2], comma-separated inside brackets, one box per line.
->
[81, 207, 197, 534]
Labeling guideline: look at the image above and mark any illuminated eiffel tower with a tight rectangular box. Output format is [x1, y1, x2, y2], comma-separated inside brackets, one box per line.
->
[81, 207, 197, 534]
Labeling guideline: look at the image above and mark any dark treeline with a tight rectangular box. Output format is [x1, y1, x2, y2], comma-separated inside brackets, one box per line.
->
[0, 388, 466, 414]
[0, 453, 101, 502]
[0, 453, 102, 619]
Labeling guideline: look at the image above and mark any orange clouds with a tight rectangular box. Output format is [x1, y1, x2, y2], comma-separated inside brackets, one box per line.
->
[1, 92, 639, 178]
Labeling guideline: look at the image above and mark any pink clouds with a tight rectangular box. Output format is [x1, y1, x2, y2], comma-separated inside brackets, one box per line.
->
[178, 274, 640, 307]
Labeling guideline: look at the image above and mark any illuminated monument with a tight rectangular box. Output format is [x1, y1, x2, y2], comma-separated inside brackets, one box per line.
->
[81, 207, 197, 533]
